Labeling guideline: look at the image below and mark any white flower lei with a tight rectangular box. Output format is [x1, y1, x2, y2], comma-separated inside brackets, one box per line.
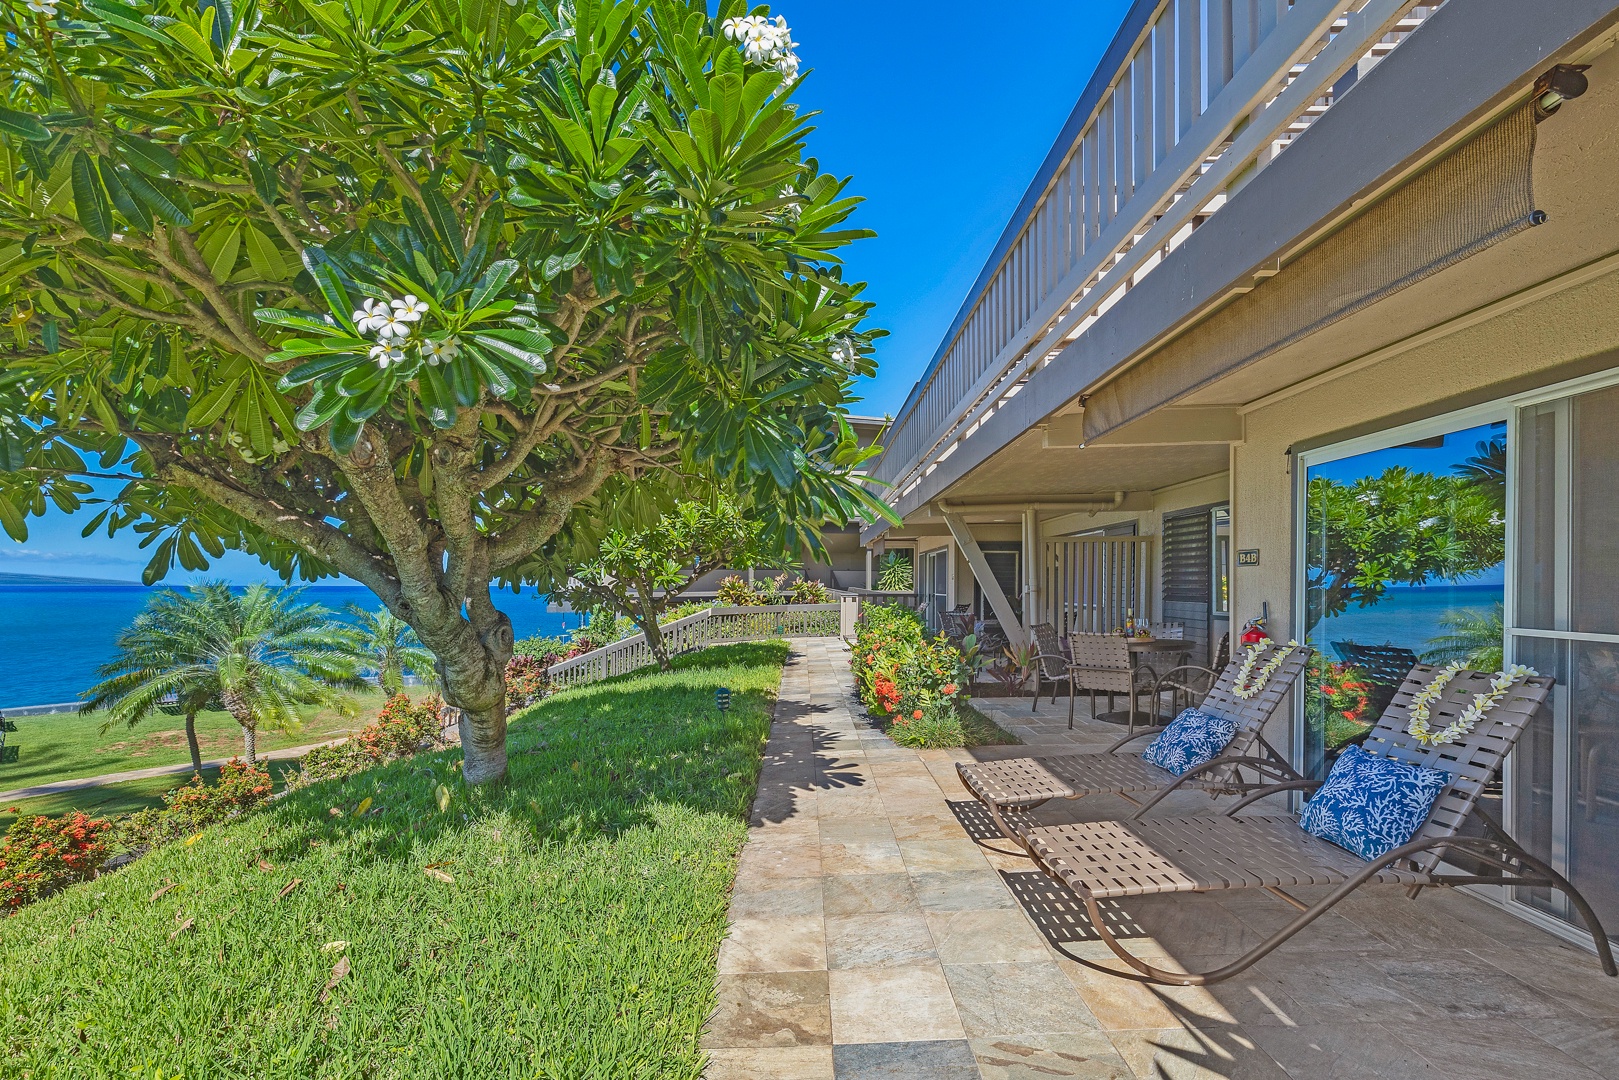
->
[1231, 638, 1300, 700]
[1406, 663, 1538, 745]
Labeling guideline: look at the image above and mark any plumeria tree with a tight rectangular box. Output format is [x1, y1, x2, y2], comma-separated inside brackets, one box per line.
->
[562, 496, 773, 669]
[0, 0, 887, 785]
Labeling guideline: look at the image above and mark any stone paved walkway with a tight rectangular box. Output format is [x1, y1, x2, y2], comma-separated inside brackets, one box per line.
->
[704, 643, 1619, 1079]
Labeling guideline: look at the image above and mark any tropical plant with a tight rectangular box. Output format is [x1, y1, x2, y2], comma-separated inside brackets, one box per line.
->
[714, 575, 760, 606]
[789, 577, 829, 604]
[0, 0, 887, 786]
[876, 551, 914, 592]
[513, 633, 573, 666]
[82, 583, 364, 765]
[1422, 603, 1506, 672]
[338, 605, 436, 695]
[82, 588, 221, 776]
[991, 640, 1036, 696]
[1304, 467, 1503, 633]
[563, 498, 766, 669]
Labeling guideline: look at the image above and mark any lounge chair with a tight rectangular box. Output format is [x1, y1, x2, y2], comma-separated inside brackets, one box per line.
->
[958, 641, 1312, 850]
[1018, 665, 1617, 985]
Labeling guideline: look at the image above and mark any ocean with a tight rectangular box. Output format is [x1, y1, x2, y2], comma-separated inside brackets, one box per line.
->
[0, 583, 583, 710]
[1308, 582, 1502, 662]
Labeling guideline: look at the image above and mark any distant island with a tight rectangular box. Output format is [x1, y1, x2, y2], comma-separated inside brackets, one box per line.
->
[0, 570, 142, 586]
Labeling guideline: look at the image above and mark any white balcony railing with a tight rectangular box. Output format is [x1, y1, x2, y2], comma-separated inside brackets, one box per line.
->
[873, 0, 1442, 502]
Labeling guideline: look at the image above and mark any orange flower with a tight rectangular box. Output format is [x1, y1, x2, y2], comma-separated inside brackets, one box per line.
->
[942, 683, 957, 695]
[912, 709, 923, 719]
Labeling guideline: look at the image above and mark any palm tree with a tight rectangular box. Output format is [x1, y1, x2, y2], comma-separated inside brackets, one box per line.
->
[1422, 603, 1506, 673]
[83, 582, 365, 767]
[339, 605, 437, 695]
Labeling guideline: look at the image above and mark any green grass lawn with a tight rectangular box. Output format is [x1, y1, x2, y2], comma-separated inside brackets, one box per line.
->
[0, 691, 400, 792]
[0, 641, 787, 1079]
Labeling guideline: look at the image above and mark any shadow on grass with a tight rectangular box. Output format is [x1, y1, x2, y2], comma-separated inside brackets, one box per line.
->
[252, 641, 806, 865]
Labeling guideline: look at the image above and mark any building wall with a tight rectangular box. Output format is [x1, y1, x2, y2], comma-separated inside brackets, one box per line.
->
[1233, 264, 1619, 752]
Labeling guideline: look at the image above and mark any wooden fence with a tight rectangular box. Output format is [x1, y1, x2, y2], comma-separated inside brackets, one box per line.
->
[544, 602, 848, 693]
[1037, 537, 1154, 637]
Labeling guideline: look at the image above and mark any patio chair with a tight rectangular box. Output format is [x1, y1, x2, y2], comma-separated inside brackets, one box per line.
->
[1028, 623, 1071, 712]
[1069, 632, 1161, 731]
[1017, 665, 1617, 985]
[958, 642, 1312, 848]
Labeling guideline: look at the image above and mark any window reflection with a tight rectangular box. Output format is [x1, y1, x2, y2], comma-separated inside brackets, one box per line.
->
[1301, 420, 1507, 778]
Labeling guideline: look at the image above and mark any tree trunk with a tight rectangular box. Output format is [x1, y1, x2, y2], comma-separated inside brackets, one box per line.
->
[642, 608, 672, 671]
[184, 710, 203, 776]
[242, 724, 257, 765]
[421, 603, 515, 786]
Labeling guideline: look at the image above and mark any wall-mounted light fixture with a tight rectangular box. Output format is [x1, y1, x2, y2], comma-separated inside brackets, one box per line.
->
[1535, 64, 1590, 121]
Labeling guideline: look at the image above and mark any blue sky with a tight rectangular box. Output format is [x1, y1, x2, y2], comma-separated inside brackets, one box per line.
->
[1, 1, 1134, 584]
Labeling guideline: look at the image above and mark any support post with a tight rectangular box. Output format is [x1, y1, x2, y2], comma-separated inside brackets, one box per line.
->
[839, 595, 860, 639]
[865, 547, 873, 592]
[942, 511, 1027, 646]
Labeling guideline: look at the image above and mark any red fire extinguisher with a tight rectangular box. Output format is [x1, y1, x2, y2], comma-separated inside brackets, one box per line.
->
[1240, 602, 1271, 645]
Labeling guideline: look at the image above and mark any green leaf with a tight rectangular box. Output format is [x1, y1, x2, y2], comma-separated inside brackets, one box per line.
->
[203, 222, 242, 282]
[116, 134, 180, 178]
[71, 152, 114, 242]
[467, 259, 517, 313]
[470, 334, 547, 374]
[416, 365, 458, 428]
[161, 17, 217, 65]
[0, 106, 51, 142]
[247, 153, 279, 203]
[187, 380, 243, 427]
[301, 247, 353, 326]
[0, 498, 26, 542]
[280, 352, 365, 388]
[83, 0, 172, 44]
[243, 226, 287, 281]
[98, 157, 153, 232]
[118, 168, 193, 225]
[328, 412, 364, 454]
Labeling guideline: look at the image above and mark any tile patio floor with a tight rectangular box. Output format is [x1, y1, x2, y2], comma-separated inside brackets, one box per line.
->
[701, 641, 1619, 1079]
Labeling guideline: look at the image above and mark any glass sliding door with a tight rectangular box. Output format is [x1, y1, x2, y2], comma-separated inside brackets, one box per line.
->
[1509, 382, 1619, 944]
[922, 549, 949, 631]
[1298, 418, 1508, 780]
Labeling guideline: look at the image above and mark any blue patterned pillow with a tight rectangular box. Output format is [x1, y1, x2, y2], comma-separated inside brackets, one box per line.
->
[1299, 745, 1451, 862]
[1142, 708, 1237, 776]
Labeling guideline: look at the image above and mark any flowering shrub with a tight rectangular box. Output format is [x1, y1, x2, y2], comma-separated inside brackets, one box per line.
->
[298, 694, 446, 785]
[1306, 654, 1374, 749]
[851, 603, 970, 721]
[122, 759, 274, 849]
[0, 812, 112, 911]
[358, 694, 444, 757]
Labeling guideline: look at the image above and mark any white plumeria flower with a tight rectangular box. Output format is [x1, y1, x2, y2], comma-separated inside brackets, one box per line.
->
[26, 0, 58, 15]
[421, 336, 459, 366]
[369, 343, 405, 369]
[374, 311, 414, 340]
[353, 298, 392, 334]
[391, 294, 429, 323]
